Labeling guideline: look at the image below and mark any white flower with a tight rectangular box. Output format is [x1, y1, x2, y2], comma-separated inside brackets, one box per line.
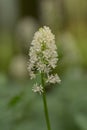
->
[28, 26, 58, 78]
[32, 83, 43, 94]
[28, 26, 61, 93]
[29, 71, 36, 79]
[46, 74, 61, 84]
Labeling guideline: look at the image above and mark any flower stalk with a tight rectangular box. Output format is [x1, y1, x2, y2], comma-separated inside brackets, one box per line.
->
[41, 73, 51, 130]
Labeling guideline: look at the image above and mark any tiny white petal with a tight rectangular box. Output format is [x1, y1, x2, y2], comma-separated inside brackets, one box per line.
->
[46, 74, 61, 84]
[32, 83, 43, 94]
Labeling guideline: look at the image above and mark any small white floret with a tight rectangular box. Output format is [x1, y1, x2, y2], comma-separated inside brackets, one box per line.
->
[32, 83, 43, 94]
[46, 74, 61, 84]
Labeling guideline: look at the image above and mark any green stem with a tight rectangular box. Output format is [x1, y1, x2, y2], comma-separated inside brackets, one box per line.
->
[41, 73, 51, 130]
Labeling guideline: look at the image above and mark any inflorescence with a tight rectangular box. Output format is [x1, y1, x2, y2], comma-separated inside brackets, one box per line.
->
[28, 26, 61, 94]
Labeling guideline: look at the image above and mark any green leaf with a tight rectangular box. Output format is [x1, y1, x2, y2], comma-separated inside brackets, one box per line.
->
[8, 92, 24, 108]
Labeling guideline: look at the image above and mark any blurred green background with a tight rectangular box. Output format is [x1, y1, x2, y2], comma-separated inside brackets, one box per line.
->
[0, 0, 87, 130]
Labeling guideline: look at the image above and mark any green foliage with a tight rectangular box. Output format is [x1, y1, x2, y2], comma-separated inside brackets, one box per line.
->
[0, 70, 87, 130]
[0, 33, 14, 72]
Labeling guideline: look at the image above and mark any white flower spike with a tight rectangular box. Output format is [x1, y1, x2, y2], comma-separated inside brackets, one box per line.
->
[28, 26, 61, 94]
